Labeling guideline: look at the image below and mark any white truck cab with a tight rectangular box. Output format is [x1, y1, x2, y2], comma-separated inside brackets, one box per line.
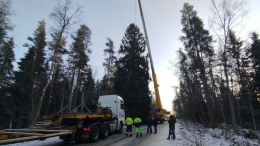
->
[98, 95, 125, 126]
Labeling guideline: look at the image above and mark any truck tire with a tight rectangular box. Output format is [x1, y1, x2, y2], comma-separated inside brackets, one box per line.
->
[90, 126, 100, 142]
[100, 124, 109, 139]
[160, 118, 164, 123]
[116, 122, 123, 134]
[61, 134, 71, 142]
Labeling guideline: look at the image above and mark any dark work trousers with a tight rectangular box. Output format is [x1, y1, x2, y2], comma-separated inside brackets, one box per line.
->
[168, 128, 175, 138]
[126, 125, 132, 135]
[147, 125, 152, 133]
[154, 125, 157, 133]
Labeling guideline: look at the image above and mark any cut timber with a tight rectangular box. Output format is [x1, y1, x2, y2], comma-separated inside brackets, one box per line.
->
[0, 129, 72, 144]
[0, 132, 44, 136]
[4, 129, 72, 133]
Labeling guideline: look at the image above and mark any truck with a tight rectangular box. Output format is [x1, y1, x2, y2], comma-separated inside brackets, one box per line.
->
[0, 94, 125, 145]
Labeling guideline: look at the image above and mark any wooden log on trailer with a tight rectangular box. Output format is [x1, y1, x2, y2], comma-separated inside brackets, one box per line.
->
[0, 129, 72, 145]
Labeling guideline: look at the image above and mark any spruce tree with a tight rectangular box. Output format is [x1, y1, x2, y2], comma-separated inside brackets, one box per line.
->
[0, 37, 14, 89]
[0, 37, 15, 129]
[114, 23, 151, 120]
[83, 68, 96, 103]
[13, 20, 47, 126]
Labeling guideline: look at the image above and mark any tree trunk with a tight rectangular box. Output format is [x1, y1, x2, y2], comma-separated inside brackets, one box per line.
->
[68, 67, 76, 112]
[236, 99, 242, 126]
[9, 114, 13, 129]
[60, 84, 65, 112]
[248, 80, 257, 134]
[196, 48, 216, 128]
[46, 53, 57, 115]
[223, 56, 237, 133]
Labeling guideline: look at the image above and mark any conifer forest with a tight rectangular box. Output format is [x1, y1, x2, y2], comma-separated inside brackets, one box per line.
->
[0, 0, 259, 139]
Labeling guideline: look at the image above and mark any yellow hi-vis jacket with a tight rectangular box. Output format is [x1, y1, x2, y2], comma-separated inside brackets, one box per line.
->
[125, 117, 133, 125]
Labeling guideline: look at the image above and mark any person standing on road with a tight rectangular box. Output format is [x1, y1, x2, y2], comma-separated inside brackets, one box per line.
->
[125, 117, 133, 137]
[152, 114, 157, 134]
[167, 115, 176, 140]
[134, 117, 142, 137]
[146, 115, 152, 134]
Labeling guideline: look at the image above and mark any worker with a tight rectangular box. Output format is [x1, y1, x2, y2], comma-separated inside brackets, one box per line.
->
[152, 114, 157, 133]
[134, 117, 142, 137]
[145, 115, 152, 134]
[125, 117, 133, 137]
[167, 115, 176, 140]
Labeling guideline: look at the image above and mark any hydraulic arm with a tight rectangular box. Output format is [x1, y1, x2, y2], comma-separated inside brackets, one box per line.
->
[138, 0, 166, 119]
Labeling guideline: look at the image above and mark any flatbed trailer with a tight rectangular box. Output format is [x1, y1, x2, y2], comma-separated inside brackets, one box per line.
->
[0, 95, 125, 145]
[0, 112, 120, 145]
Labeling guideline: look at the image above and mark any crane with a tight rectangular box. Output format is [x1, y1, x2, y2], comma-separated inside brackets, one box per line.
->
[138, 0, 168, 123]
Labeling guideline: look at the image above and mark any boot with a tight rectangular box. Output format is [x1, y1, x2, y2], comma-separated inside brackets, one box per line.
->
[136, 134, 139, 137]
[140, 134, 142, 137]
[130, 134, 132, 137]
[167, 137, 170, 140]
[125, 134, 128, 137]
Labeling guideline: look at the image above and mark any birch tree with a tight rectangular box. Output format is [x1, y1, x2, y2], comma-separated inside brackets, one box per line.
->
[209, 0, 249, 133]
[33, 0, 83, 124]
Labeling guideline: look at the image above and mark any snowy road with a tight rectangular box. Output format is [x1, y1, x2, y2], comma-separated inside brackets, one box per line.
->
[3, 122, 185, 146]
[4, 120, 260, 146]
[108, 122, 186, 146]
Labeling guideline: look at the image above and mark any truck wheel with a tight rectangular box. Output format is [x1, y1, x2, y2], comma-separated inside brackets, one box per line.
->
[101, 124, 109, 139]
[90, 126, 100, 142]
[61, 134, 71, 142]
[117, 122, 123, 134]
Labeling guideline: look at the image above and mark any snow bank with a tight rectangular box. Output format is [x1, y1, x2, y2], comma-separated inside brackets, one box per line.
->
[176, 119, 259, 146]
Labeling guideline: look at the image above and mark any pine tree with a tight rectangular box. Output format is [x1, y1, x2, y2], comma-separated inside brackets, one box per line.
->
[0, 0, 14, 46]
[180, 3, 216, 127]
[103, 38, 116, 94]
[67, 24, 92, 112]
[114, 23, 151, 120]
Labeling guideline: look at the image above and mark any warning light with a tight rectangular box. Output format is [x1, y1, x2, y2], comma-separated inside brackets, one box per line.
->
[84, 128, 90, 131]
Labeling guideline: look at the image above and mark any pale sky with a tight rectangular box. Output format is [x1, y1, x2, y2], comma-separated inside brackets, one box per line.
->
[9, 0, 260, 112]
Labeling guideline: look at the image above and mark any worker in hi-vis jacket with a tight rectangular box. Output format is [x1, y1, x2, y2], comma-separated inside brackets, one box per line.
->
[134, 117, 142, 137]
[125, 117, 133, 137]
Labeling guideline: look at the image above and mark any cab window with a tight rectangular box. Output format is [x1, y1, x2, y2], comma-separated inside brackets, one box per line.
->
[121, 104, 125, 109]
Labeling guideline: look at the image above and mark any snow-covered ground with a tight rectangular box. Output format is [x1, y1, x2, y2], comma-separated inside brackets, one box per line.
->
[175, 119, 259, 146]
[3, 120, 260, 146]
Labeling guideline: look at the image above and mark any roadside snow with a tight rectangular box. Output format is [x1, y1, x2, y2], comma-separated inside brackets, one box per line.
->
[4, 136, 63, 146]
[176, 119, 259, 146]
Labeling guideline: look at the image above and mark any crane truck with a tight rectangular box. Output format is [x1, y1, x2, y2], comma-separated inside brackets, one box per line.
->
[138, 0, 170, 123]
[0, 95, 125, 145]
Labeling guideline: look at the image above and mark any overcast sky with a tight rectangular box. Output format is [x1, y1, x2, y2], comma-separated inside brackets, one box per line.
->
[9, 0, 260, 112]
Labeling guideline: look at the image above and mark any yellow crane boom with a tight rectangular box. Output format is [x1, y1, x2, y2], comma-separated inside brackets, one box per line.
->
[138, 0, 167, 123]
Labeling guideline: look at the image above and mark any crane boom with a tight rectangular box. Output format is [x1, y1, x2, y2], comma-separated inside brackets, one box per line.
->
[138, 0, 163, 110]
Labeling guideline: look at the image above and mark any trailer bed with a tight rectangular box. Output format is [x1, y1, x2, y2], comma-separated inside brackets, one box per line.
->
[43, 112, 112, 120]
